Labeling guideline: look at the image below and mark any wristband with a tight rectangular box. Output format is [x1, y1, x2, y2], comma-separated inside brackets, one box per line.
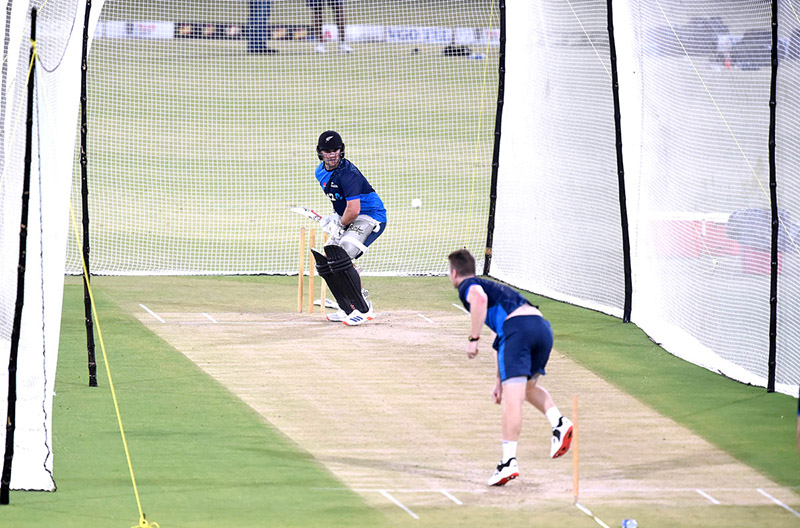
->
[468, 336, 480, 342]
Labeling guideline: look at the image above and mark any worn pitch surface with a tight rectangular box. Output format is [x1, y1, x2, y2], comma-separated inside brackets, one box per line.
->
[135, 307, 794, 514]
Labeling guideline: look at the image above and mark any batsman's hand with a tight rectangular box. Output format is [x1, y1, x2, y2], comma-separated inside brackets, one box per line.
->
[321, 213, 344, 237]
[320, 212, 340, 228]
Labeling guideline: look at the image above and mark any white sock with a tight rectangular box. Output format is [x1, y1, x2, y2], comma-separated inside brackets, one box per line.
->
[545, 406, 562, 428]
[502, 440, 517, 463]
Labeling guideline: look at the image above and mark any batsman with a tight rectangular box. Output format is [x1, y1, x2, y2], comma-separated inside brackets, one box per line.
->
[311, 130, 387, 326]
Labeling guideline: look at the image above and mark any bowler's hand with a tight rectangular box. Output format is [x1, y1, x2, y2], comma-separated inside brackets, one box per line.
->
[466, 340, 479, 359]
[492, 380, 502, 404]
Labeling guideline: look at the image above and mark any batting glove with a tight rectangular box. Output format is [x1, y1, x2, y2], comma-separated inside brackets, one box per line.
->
[321, 214, 344, 237]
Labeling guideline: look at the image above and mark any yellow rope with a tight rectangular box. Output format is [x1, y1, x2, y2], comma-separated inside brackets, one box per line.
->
[68, 201, 159, 527]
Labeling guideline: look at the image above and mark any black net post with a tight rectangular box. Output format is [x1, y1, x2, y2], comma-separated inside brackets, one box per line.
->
[767, 0, 778, 393]
[1, 7, 37, 505]
[80, 0, 97, 387]
[483, 0, 505, 276]
[607, 0, 633, 323]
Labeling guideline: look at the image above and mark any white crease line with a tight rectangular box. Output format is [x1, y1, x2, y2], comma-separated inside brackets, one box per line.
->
[139, 304, 165, 323]
[417, 313, 435, 324]
[574, 502, 610, 528]
[452, 303, 469, 315]
[439, 490, 463, 505]
[379, 490, 419, 519]
[696, 489, 720, 504]
[202, 313, 218, 323]
[757, 488, 800, 518]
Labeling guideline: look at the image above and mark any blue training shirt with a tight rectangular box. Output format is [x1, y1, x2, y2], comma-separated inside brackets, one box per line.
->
[458, 277, 532, 342]
[314, 158, 387, 222]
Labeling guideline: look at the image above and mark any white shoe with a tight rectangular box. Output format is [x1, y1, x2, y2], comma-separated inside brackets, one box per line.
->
[341, 43, 353, 53]
[550, 417, 573, 458]
[326, 309, 347, 322]
[315, 43, 326, 53]
[488, 458, 519, 486]
[343, 303, 374, 326]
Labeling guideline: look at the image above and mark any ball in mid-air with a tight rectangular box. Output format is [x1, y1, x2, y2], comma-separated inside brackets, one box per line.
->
[411, 198, 422, 208]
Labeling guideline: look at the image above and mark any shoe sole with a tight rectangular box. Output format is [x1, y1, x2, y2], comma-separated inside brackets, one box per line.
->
[552, 426, 573, 459]
[489, 472, 519, 486]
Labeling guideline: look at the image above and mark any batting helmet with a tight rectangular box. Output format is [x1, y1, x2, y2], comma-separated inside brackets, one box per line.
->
[316, 130, 345, 160]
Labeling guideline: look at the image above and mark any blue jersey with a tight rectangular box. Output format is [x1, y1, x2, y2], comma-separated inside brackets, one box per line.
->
[314, 158, 387, 222]
[458, 277, 532, 340]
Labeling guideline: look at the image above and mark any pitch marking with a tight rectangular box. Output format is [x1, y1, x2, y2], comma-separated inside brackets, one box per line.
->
[379, 489, 419, 519]
[696, 489, 720, 504]
[452, 303, 469, 315]
[417, 313, 435, 324]
[139, 304, 165, 323]
[439, 490, 463, 505]
[202, 313, 218, 323]
[574, 502, 611, 528]
[757, 488, 800, 518]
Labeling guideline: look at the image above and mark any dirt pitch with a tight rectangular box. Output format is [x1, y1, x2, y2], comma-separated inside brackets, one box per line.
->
[135, 305, 798, 523]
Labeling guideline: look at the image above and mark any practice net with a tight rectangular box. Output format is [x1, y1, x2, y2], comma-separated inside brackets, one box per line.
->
[1, 0, 89, 491]
[64, 0, 501, 276]
[493, 0, 800, 395]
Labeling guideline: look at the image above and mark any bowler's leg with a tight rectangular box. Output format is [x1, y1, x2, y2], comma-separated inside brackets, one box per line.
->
[525, 377, 555, 414]
[527, 377, 573, 458]
[502, 381, 526, 441]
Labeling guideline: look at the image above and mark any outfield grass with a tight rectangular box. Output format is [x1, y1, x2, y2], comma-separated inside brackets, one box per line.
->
[5, 276, 797, 527]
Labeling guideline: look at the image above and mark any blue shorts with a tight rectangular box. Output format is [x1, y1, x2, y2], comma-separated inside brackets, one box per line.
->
[496, 315, 553, 382]
[363, 221, 386, 249]
[307, 0, 343, 8]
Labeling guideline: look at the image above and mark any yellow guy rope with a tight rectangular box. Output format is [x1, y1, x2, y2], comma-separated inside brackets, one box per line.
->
[68, 204, 160, 528]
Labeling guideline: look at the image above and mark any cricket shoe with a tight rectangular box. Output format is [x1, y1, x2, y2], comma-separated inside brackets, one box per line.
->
[341, 43, 353, 53]
[326, 309, 347, 322]
[488, 457, 519, 486]
[550, 416, 574, 458]
[342, 303, 374, 326]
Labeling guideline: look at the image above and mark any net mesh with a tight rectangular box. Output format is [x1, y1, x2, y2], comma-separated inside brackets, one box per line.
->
[0, 0, 81, 492]
[776, 1, 800, 390]
[65, 0, 500, 276]
[630, 0, 784, 387]
[490, 1, 625, 316]
[493, 1, 799, 395]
